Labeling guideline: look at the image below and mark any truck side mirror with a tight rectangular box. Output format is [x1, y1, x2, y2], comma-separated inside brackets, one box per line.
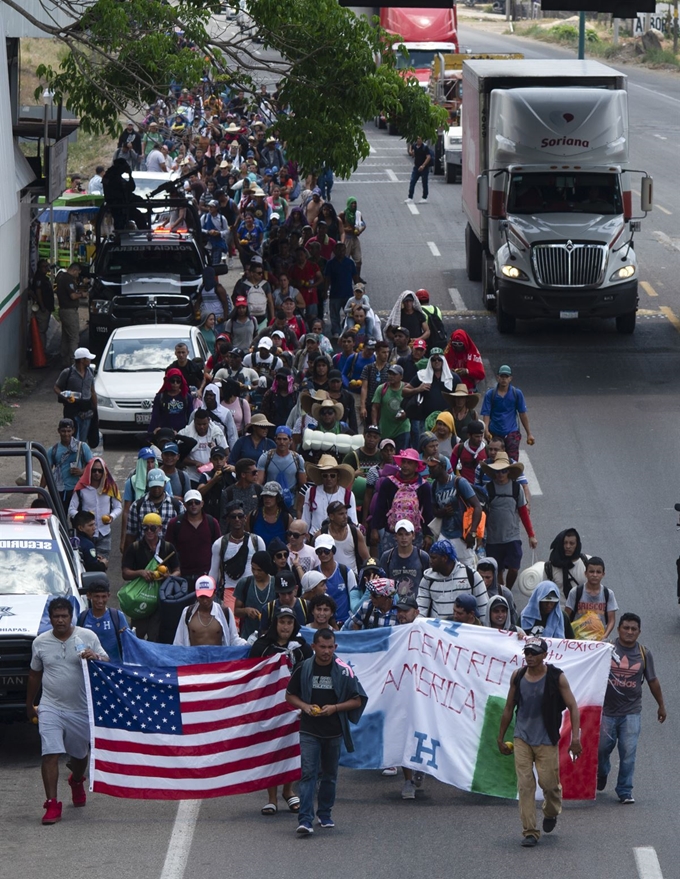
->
[477, 175, 489, 213]
[641, 176, 653, 213]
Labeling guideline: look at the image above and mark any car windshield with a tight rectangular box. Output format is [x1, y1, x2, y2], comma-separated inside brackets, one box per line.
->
[0, 546, 71, 596]
[100, 246, 203, 275]
[103, 337, 192, 372]
[507, 173, 622, 215]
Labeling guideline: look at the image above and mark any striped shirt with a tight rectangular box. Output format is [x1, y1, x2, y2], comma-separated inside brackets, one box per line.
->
[416, 564, 489, 622]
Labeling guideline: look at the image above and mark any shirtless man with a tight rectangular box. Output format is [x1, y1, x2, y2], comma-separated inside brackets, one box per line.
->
[173, 575, 247, 646]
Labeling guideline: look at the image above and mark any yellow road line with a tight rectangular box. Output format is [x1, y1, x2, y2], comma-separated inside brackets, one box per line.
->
[660, 306, 680, 333]
[640, 281, 658, 298]
[657, 204, 672, 216]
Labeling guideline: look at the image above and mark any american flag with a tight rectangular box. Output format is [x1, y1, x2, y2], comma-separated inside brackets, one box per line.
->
[84, 655, 300, 799]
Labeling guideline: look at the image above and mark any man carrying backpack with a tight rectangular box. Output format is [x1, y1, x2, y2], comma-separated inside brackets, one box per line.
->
[77, 575, 127, 663]
[480, 452, 537, 590]
[414, 289, 447, 353]
[429, 456, 483, 568]
[257, 426, 306, 509]
[416, 538, 488, 621]
[370, 448, 434, 556]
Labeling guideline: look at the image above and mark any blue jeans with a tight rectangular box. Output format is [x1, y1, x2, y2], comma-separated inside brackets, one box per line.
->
[408, 166, 429, 200]
[298, 732, 342, 827]
[74, 414, 92, 443]
[598, 713, 641, 798]
[329, 299, 345, 338]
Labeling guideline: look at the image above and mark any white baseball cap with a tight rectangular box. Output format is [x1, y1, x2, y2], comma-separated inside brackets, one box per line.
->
[258, 337, 273, 350]
[301, 570, 327, 595]
[74, 347, 97, 361]
[184, 489, 203, 504]
[314, 534, 336, 552]
[395, 519, 415, 534]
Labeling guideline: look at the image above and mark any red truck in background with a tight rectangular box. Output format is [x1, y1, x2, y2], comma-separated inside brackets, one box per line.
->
[373, 6, 459, 133]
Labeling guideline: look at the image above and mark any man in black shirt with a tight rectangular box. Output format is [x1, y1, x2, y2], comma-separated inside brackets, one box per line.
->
[32, 259, 55, 351]
[286, 628, 366, 835]
[56, 264, 84, 367]
[166, 342, 204, 391]
[404, 136, 432, 205]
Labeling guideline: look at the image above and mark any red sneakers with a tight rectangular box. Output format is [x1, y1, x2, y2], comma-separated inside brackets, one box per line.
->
[68, 773, 87, 807]
[42, 799, 62, 825]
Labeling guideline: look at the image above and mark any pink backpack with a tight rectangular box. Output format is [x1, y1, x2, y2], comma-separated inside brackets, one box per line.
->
[386, 476, 423, 532]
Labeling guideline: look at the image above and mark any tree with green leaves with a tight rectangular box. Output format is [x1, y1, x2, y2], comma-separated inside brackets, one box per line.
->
[9, 0, 447, 176]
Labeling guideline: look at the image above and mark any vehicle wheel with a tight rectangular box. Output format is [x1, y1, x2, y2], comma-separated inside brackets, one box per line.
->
[434, 136, 444, 176]
[481, 255, 495, 310]
[496, 295, 516, 334]
[465, 223, 483, 282]
[615, 310, 636, 334]
[388, 121, 398, 137]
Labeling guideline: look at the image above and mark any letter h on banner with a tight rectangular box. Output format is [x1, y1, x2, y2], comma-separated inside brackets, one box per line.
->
[410, 731, 441, 769]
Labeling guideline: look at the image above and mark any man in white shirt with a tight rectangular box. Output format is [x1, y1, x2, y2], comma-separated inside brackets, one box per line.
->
[302, 454, 358, 535]
[178, 408, 227, 486]
[146, 147, 168, 173]
[87, 165, 105, 195]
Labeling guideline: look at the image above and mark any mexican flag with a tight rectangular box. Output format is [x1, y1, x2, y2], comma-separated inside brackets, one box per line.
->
[312, 621, 612, 800]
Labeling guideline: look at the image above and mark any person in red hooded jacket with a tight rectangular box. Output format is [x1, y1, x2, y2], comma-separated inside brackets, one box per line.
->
[444, 329, 485, 392]
[149, 368, 193, 435]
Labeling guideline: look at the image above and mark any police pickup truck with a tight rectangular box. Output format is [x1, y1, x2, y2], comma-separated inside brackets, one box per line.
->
[0, 442, 103, 720]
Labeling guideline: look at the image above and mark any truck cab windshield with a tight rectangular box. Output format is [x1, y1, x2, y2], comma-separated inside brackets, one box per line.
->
[507, 173, 622, 216]
[395, 50, 438, 69]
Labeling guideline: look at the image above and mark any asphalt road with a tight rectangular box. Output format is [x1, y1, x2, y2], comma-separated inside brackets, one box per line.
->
[1, 25, 679, 879]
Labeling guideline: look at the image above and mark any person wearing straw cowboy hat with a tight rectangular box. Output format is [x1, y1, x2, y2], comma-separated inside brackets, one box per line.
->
[441, 383, 480, 442]
[302, 454, 357, 534]
[480, 452, 537, 591]
[310, 397, 351, 438]
[228, 413, 275, 465]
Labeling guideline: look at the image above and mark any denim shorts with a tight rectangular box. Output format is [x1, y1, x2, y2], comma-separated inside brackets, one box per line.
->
[485, 539, 523, 571]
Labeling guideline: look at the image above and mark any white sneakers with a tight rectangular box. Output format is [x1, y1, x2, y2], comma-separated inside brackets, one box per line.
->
[404, 197, 413, 204]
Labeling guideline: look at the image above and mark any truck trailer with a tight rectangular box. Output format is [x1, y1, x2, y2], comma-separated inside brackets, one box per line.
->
[461, 59, 652, 334]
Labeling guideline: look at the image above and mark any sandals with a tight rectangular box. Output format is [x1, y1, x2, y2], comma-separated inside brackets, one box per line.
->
[286, 795, 300, 813]
[261, 803, 278, 815]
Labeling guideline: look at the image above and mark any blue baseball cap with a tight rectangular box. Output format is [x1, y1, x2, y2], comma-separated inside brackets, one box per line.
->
[454, 593, 479, 616]
[137, 447, 156, 460]
[162, 442, 180, 455]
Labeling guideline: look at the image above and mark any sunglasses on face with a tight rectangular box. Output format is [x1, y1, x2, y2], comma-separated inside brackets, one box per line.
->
[286, 530, 307, 538]
[91, 468, 104, 474]
[186, 500, 201, 506]
[169, 378, 182, 384]
[316, 548, 332, 556]
[228, 512, 245, 519]
[275, 551, 289, 559]
[142, 525, 159, 532]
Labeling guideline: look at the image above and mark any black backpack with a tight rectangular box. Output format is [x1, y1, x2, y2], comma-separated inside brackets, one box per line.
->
[422, 305, 447, 351]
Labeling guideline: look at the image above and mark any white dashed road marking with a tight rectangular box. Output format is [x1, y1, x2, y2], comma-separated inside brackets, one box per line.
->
[407, 203, 419, 216]
[427, 241, 441, 257]
[634, 847, 664, 879]
[447, 287, 467, 311]
[517, 450, 543, 497]
[160, 800, 201, 879]
[385, 169, 398, 182]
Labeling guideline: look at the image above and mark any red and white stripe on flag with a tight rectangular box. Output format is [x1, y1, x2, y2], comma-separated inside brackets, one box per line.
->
[87, 654, 301, 800]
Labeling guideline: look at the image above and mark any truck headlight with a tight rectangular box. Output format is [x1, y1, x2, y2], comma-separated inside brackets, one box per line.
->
[501, 265, 528, 280]
[90, 300, 111, 314]
[610, 265, 636, 281]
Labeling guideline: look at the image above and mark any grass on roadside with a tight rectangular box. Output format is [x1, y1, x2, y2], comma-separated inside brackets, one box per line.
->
[0, 377, 36, 429]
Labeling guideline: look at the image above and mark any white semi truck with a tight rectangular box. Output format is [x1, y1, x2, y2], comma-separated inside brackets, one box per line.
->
[462, 60, 653, 334]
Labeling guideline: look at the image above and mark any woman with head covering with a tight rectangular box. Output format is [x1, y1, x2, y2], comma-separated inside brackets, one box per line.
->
[543, 528, 588, 601]
[315, 201, 340, 241]
[199, 313, 217, 354]
[197, 382, 238, 449]
[249, 605, 312, 816]
[520, 581, 574, 639]
[69, 456, 122, 558]
[149, 368, 192, 435]
[431, 411, 457, 458]
[385, 290, 429, 344]
[403, 349, 455, 445]
[444, 329, 485, 392]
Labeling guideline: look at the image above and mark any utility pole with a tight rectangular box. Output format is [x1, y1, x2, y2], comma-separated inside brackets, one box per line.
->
[578, 10, 586, 58]
[674, 0, 678, 54]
